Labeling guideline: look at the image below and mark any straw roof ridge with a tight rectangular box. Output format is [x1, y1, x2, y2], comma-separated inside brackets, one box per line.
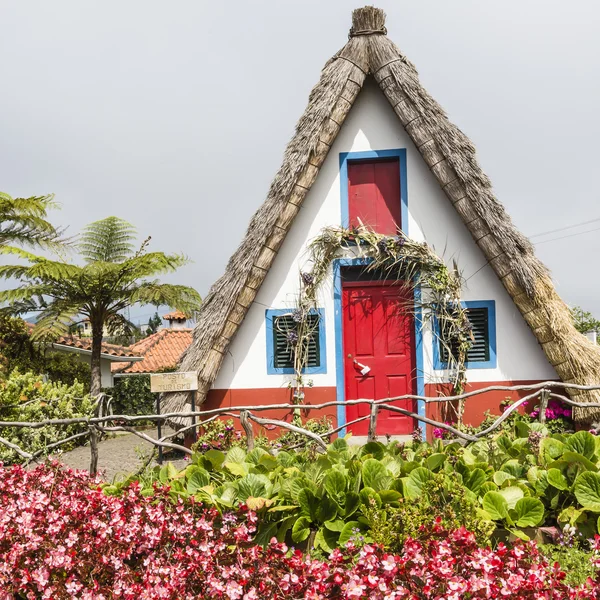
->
[165, 6, 600, 424]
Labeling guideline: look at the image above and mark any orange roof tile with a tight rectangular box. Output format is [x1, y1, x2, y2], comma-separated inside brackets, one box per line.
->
[54, 336, 140, 358]
[163, 310, 188, 321]
[112, 328, 193, 374]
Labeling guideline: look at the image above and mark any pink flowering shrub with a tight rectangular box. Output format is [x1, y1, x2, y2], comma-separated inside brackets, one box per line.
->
[2, 463, 600, 599]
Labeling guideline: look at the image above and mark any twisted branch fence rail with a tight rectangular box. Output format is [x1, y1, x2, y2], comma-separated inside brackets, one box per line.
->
[1, 381, 600, 475]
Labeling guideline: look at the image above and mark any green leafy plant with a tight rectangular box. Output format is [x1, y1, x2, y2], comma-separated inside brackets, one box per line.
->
[366, 473, 495, 549]
[0, 315, 91, 388]
[0, 369, 94, 463]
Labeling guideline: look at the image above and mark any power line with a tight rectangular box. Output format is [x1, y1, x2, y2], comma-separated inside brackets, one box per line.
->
[529, 216, 600, 239]
[533, 225, 600, 246]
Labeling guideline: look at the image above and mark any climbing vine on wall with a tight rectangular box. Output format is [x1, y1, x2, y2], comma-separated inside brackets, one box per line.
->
[281, 225, 474, 424]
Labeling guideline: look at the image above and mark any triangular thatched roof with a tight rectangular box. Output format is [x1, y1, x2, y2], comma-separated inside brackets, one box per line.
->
[166, 6, 600, 422]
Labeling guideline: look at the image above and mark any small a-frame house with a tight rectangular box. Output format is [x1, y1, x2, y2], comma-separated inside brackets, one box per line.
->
[166, 7, 600, 437]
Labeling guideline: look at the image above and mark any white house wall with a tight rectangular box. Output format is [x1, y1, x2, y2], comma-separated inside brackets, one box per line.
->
[213, 80, 556, 391]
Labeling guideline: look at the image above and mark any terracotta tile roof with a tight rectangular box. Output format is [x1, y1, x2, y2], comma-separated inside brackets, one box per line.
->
[163, 310, 189, 321]
[54, 336, 140, 358]
[22, 320, 140, 359]
[112, 328, 193, 374]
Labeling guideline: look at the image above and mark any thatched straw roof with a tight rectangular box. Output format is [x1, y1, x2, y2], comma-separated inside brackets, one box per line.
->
[165, 6, 600, 424]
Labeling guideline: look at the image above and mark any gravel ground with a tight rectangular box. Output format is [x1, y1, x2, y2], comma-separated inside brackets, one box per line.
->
[59, 427, 187, 481]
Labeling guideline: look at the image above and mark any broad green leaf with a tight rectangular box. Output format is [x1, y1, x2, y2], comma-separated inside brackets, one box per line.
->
[498, 486, 524, 509]
[291, 516, 312, 543]
[258, 454, 278, 471]
[298, 488, 319, 520]
[560, 452, 597, 472]
[509, 529, 530, 541]
[316, 495, 338, 523]
[246, 447, 269, 465]
[575, 472, 600, 511]
[500, 460, 525, 479]
[558, 506, 584, 526]
[465, 468, 487, 494]
[330, 437, 348, 452]
[225, 446, 247, 464]
[237, 473, 269, 501]
[159, 462, 178, 483]
[547, 468, 569, 491]
[527, 467, 549, 494]
[493, 471, 515, 487]
[566, 431, 597, 460]
[401, 477, 422, 500]
[541, 438, 565, 464]
[267, 505, 298, 513]
[276, 451, 295, 467]
[325, 470, 347, 500]
[514, 420, 531, 439]
[409, 467, 434, 493]
[514, 497, 544, 527]
[186, 468, 210, 494]
[482, 491, 509, 521]
[324, 519, 345, 532]
[378, 490, 402, 504]
[362, 459, 391, 491]
[343, 492, 360, 518]
[400, 461, 420, 476]
[359, 441, 385, 460]
[359, 487, 382, 508]
[426, 453, 446, 472]
[225, 461, 249, 477]
[203, 449, 225, 469]
[496, 434, 513, 453]
[315, 527, 338, 553]
[479, 481, 498, 495]
[338, 521, 361, 547]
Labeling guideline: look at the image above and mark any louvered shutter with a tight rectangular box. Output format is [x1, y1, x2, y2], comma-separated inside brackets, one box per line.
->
[439, 306, 490, 364]
[465, 307, 490, 363]
[273, 313, 321, 369]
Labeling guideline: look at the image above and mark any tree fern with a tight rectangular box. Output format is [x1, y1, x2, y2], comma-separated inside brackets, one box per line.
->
[0, 217, 201, 395]
[0, 192, 63, 251]
[79, 216, 137, 263]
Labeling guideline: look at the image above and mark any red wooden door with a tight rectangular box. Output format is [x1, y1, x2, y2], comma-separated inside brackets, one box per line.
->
[348, 159, 401, 235]
[343, 281, 415, 436]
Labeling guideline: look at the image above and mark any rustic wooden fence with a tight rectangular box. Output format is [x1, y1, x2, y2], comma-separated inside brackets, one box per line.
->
[1, 381, 600, 475]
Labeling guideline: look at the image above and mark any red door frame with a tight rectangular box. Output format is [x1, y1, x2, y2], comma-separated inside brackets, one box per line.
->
[341, 279, 417, 436]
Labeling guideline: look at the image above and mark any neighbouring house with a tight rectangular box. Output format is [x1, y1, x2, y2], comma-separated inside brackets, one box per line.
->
[164, 6, 600, 439]
[50, 336, 142, 388]
[112, 319, 193, 375]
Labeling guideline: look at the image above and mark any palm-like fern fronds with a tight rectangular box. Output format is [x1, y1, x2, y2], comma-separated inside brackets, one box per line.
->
[79, 216, 137, 263]
[0, 192, 64, 251]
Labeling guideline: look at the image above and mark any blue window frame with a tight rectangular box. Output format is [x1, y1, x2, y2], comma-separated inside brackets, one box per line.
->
[339, 149, 408, 234]
[266, 308, 327, 375]
[433, 300, 497, 370]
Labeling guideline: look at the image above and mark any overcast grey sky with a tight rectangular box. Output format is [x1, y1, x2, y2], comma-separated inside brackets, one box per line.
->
[2, 1, 600, 323]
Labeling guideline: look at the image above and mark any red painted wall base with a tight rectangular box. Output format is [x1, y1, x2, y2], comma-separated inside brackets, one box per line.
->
[424, 380, 548, 440]
[200, 381, 549, 442]
[203, 387, 337, 439]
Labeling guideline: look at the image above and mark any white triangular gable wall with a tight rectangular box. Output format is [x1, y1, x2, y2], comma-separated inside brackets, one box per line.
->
[213, 81, 557, 391]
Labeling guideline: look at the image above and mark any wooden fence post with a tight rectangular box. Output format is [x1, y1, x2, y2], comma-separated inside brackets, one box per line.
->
[539, 389, 550, 424]
[240, 410, 255, 451]
[367, 404, 379, 442]
[89, 424, 99, 475]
